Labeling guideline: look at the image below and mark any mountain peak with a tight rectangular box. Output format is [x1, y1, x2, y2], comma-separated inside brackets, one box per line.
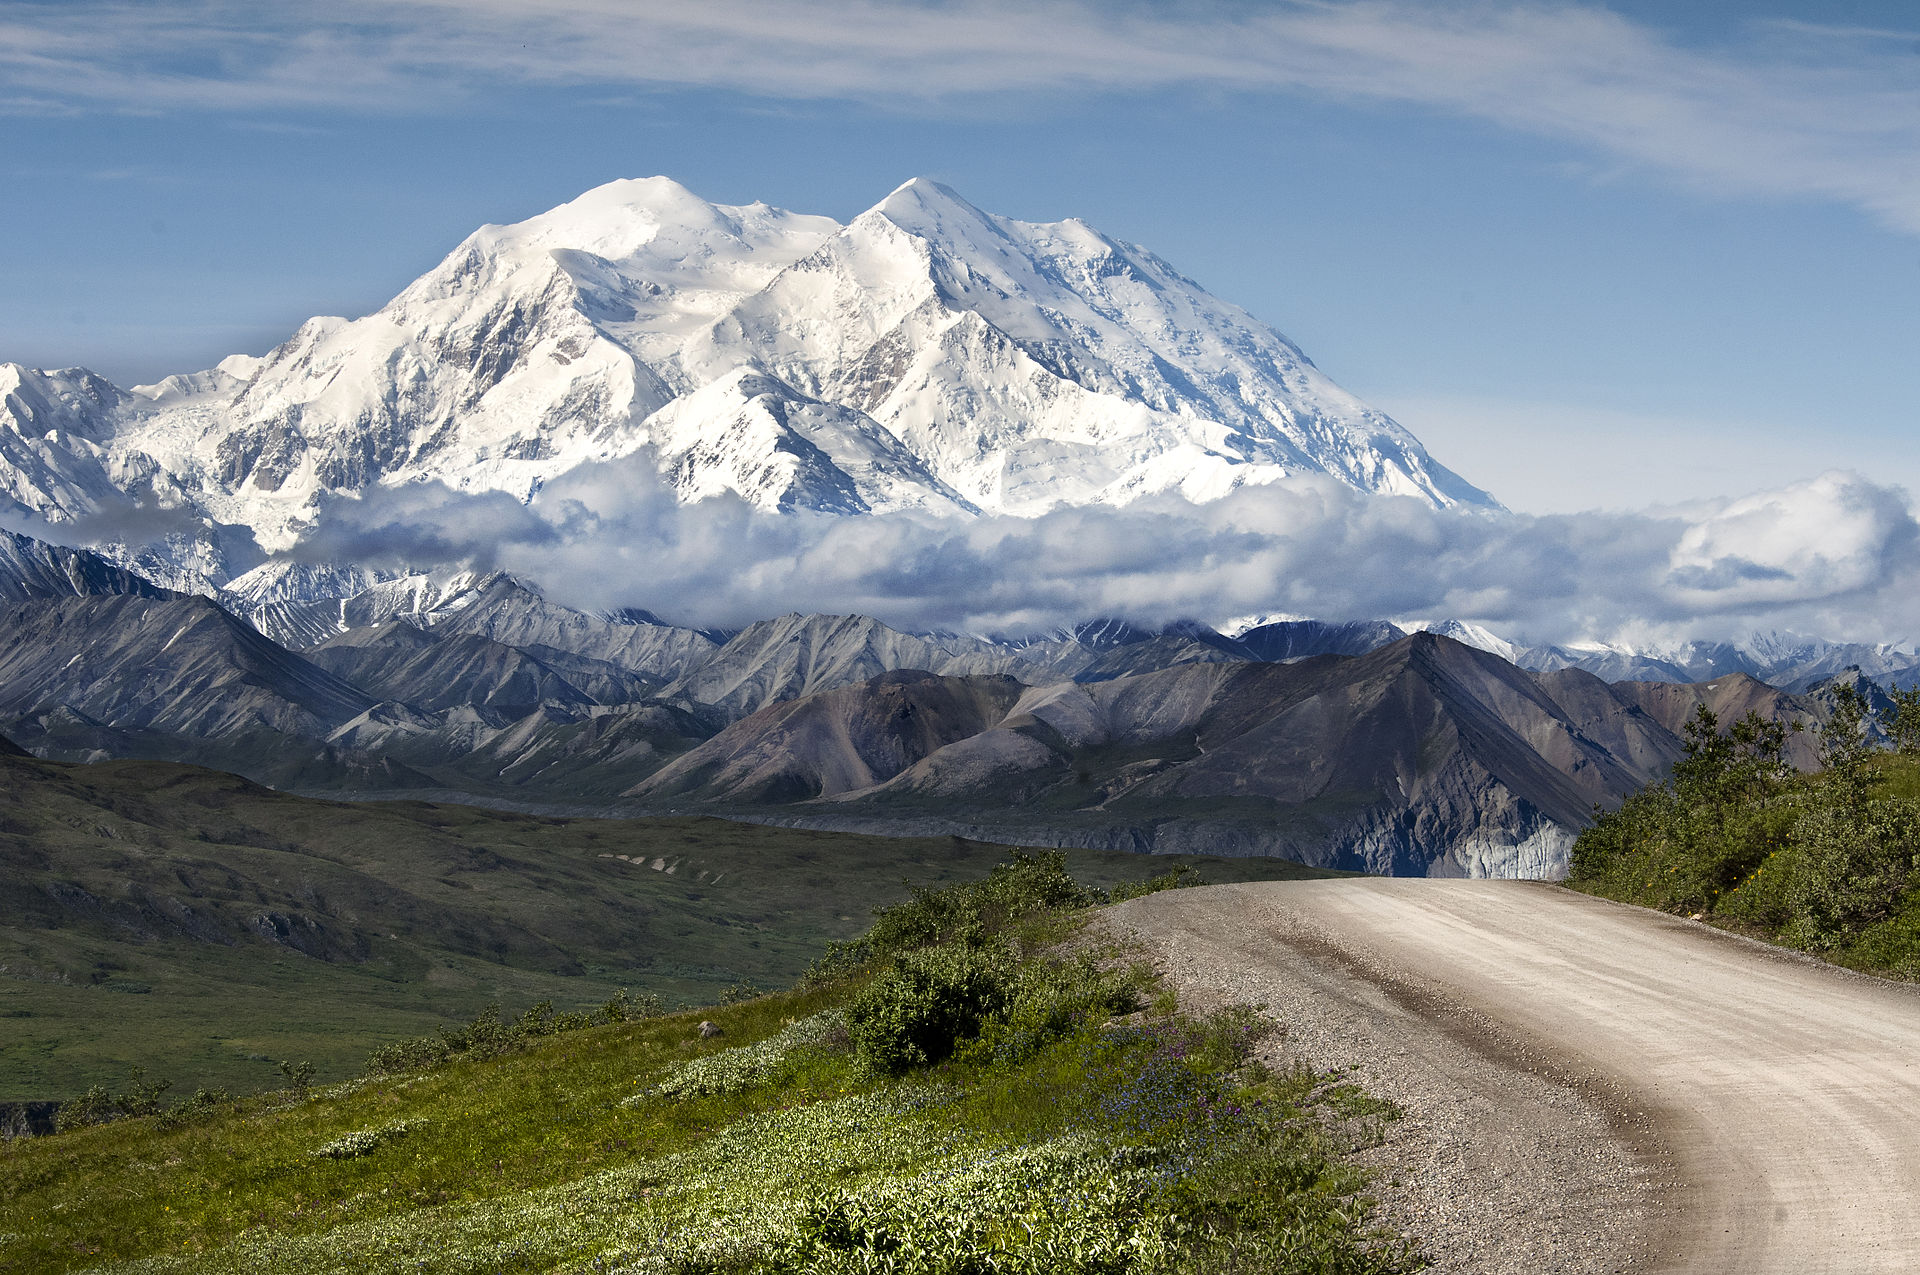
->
[868, 176, 997, 240]
[467, 176, 839, 277]
[878, 175, 973, 207]
[477, 177, 717, 260]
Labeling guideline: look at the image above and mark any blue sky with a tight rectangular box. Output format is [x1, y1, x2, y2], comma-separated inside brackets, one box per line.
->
[1, 0, 1916, 515]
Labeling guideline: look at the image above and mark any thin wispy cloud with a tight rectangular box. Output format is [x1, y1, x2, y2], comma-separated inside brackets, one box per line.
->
[5, 1, 1919, 232]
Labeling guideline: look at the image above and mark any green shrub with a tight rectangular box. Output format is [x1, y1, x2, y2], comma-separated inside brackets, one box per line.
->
[807, 850, 1097, 989]
[52, 1067, 171, 1132]
[364, 993, 659, 1076]
[601, 988, 663, 1022]
[805, 850, 1206, 991]
[1884, 686, 1920, 755]
[1781, 798, 1920, 950]
[966, 953, 1141, 1067]
[1572, 700, 1920, 973]
[847, 943, 1018, 1075]
[154, 1087, 233, 1131]
[1570, 705, 1803, 914]
[1108, 860, 1207, 904]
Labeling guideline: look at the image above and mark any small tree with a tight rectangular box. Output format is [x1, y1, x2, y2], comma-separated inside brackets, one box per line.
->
[1821, 683, 1875, 805]
[1881, 685, 1920, 755]
[1672, 705, 1791, 806]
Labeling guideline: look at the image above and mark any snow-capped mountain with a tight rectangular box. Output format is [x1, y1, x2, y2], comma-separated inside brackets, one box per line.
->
[1395, 619, 1920, 692]
[0, 176, 1494, 590]
[1403, 619, 1526, 664]
[0, 527, 173, 602]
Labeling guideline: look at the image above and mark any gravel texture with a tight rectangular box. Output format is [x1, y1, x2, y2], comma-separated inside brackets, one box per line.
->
[1103, 883, 1666, 1274]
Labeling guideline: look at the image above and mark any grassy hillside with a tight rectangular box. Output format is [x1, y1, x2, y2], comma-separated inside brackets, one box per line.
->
[0, 855, 1414, 1275]
[0, 752, 1334, 1100]
[1568, 696, 1920, 976]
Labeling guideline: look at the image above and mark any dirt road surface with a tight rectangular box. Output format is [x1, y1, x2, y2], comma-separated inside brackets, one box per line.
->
[1106, 879, 1920, 1274]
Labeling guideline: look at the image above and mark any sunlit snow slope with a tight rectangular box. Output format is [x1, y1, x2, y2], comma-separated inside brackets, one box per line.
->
[0, 176, 1495, 586]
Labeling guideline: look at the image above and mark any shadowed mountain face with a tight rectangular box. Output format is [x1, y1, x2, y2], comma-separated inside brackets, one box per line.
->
[306, 621, 658, 717]
[0, 529, 174, 603]
[627, 634, 1818, 877]
[1236, 619, 1406, 662]
[0, 594, 373, 739]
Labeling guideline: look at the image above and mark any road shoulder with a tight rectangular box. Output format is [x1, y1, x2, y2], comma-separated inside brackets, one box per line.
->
[1103, 883, 1671, 1275]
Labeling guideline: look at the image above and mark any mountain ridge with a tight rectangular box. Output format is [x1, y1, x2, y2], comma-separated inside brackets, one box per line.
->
[0, 523, 1868, 877]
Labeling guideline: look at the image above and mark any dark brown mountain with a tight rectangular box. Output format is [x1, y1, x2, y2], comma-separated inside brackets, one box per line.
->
[1611, 672, 1823, 770]
[628, 634, 1810, 876]
[636, 670, 1028, 806]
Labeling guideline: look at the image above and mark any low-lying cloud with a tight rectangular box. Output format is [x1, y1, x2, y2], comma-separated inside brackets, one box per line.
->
[282, 455, 1920, 646]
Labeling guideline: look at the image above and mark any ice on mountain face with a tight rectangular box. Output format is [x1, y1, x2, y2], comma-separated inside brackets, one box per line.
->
[75, 179, 846, 552]
[0, 365, 132, 522]
[680, 178, 1491, 515]
[0, 174, 1496, 587]
[222, 560, 400, 609]
[637, 368, 976, 515]
[130, 354, 264, 409]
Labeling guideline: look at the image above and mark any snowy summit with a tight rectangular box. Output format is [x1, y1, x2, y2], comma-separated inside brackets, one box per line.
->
[0, 177, 1495, 589]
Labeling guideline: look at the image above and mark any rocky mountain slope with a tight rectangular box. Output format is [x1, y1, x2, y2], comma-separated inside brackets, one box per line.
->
[304, 621, 655, 716]
[0, 177, 1494, 591]
[0, 595, 371, 740]
[629, 633, 1822, 876]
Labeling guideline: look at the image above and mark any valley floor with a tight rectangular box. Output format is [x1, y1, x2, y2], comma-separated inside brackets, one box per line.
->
[1106, 879, 1920, 1274]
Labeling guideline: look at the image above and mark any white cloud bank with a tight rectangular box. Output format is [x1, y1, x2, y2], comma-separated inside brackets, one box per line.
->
[285, 459, 1920, 645]
[4, 1, 1919, 233]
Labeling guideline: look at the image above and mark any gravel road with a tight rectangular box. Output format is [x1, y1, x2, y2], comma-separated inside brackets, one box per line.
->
[1104, 879, 1920, 1274]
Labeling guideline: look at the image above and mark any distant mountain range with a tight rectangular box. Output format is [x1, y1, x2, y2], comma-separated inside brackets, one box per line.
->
[0, 176, 1493, 593]
[0, 174, 1906, 878]
[1, 525, 1886, 878]
[1389, 618, 1920, 697]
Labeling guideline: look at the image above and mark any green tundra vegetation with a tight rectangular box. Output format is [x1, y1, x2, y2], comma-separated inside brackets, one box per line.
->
[0, 752, 1334, 1099]
[1570, 685, 1920, 975]
[0, 853, 1416, 1274]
